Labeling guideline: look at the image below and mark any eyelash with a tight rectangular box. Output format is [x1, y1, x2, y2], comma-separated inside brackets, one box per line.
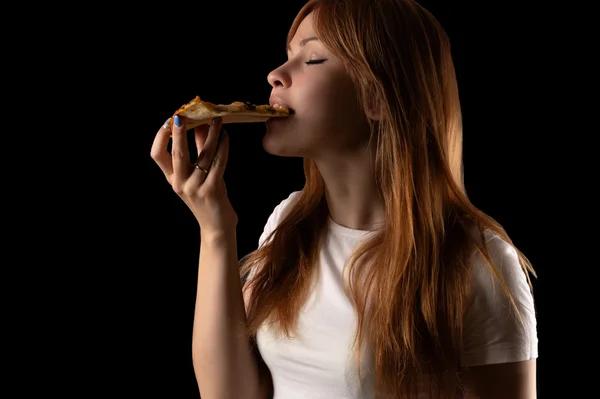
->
[305, 59, 327, 65]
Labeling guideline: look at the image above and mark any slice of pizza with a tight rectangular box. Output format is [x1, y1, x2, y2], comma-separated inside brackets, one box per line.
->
[171, 96, 292, 130]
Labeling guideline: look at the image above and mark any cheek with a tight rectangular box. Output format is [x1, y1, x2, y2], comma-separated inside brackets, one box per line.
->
[298, 75, 363, 125]
[305, 78, 366, 140]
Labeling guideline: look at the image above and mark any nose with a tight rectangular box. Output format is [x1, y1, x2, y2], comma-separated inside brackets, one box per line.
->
[267, 65, 291, 88]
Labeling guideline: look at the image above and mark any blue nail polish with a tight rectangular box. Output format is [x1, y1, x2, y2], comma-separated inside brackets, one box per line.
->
[174, 115, 182, 127]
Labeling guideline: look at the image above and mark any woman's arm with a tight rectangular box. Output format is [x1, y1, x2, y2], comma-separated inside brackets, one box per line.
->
[463, 359, 536, 398]
[192, 231, 271, 399]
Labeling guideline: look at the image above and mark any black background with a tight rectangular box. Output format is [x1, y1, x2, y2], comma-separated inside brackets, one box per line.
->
[34, 0, 562, 397]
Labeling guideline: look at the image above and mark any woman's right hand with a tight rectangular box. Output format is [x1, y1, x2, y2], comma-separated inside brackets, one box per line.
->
[151, 115, 238, 237]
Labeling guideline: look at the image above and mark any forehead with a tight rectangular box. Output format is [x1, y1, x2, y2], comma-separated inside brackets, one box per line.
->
[289, 12, 317, 46]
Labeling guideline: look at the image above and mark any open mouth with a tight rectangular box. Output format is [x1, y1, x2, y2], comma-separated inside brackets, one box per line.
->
[271, 102, 294, 116]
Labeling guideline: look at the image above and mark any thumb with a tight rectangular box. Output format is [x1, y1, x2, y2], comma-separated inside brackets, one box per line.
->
[204, 128, 229, 186]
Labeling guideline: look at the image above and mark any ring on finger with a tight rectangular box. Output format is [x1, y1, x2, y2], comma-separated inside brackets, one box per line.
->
[194, 162, 209, 175]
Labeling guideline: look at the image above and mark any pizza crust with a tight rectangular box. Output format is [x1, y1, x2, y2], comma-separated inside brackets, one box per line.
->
[171, 96, 291, 130]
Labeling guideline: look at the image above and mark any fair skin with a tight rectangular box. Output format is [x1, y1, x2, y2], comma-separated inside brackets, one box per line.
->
[265, 12, 386, 231]
[265, 11, 536, 399]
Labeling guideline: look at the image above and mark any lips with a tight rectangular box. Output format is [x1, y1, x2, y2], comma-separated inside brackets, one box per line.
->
[271, 103, 295, 115]
[269, 96, 295, 115]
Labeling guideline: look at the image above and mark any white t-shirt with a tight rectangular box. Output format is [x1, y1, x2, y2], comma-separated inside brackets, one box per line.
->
[250, 191, 538, 399]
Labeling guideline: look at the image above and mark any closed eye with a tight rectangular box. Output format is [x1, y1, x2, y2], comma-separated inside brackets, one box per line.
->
[305, 59, 327, 65]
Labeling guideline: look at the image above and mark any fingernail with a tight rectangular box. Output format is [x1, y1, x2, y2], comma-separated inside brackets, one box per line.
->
[174, 115, 182, 127]
[219, 129, 227, 142]
[212, 117, 222, 126]
[162, 117, 171, 129]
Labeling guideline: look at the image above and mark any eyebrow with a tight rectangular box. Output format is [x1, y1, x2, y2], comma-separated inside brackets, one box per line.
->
[287, 36, 319, 53]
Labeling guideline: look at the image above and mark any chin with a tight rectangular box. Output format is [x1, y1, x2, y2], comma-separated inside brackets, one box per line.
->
[263, 117, 317, 158]
[262, 140, 303, 158]
[262, 132, 307, 158]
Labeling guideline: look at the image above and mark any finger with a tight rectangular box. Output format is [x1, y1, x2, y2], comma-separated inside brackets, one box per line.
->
[194, 124, 210, 156]
[188, 117, 222, 187]
[171, 115, 192, 179]
[193, 117, 222, 171]
[150, 118, 174, 179]
[204, 128, 230, 186]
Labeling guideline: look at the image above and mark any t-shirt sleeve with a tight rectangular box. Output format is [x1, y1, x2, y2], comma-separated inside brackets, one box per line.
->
[460, 232, 538, 367]
[248, 191, 302, 282]
[258, 191, 302, 247]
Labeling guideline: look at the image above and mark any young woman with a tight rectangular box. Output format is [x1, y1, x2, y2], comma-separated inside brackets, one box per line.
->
[150, 0, 538, 398]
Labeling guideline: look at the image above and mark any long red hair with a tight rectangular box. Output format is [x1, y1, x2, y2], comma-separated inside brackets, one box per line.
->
[240, 0, 536, 397]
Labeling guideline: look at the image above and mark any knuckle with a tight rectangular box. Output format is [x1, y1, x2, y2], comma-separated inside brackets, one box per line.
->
[183, 185, 198, 198]
[172, 149, 185, 159]
[172, 180, 184, 195]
